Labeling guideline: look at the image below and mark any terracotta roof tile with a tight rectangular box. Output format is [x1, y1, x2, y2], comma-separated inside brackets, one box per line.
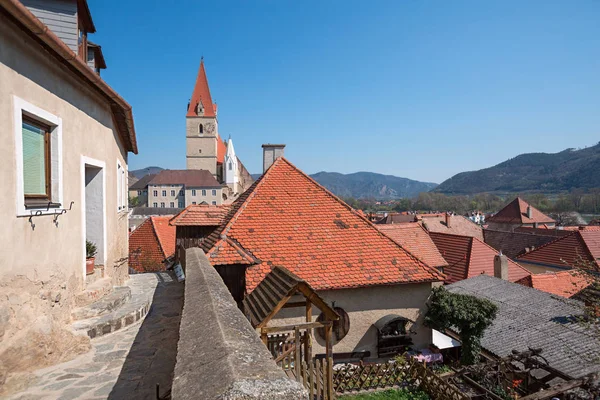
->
[519, 271, 593, 298]
[430, 232, 531, 284]
[420, 215, 483, 240]
[169, 204, 230, 226]
[203, 158, 444, 291]
[128, 216, 175, 272]
[186, 59, 216, 117]
[488, 197, 555, 225]
[517, 228, 600, 269]
[376, 224, 448, 268]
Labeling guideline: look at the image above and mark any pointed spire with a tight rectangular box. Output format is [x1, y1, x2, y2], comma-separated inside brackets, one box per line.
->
[186, 58, 216, 117]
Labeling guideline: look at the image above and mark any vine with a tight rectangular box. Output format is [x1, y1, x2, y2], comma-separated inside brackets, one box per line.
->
[424, 286, 498, 365]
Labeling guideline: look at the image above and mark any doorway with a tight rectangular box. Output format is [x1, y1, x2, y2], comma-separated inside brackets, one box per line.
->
[82, 157, 106, 280]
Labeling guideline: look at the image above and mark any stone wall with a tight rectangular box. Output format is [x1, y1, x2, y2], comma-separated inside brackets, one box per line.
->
[172, 248, 307, 399]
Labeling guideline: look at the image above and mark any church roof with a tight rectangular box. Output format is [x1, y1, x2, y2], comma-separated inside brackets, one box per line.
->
[187, 59, 216, 117]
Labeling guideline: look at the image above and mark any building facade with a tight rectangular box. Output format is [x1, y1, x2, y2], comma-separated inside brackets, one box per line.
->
[0, 0, 136, 380]
[142, 169, 224, 207]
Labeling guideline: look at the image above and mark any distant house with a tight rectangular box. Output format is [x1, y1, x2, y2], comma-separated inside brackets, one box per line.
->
[483, 229, 557, 259]
[447, 275, 600, 380]
[128, 173, 156, 207]
[196, 153, 445, 356]
[375, 213, 418, 224]
[1, 0, 136, 377]
[429, 232, 531, 284]
[516, 227, 600, 274]
[129, 216, 176, 272]
[376, 224, 448, 271]
[169, 204, 230, 251]
[487, 197, 555, 231]
[517, 270, 592, 299]
[420, 214, 484, 241]
[143, 169, 225, 208]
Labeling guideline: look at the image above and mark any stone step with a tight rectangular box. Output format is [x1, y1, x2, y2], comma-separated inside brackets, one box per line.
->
[85, 265, 105, 286]
[75, 277, 113, 307]
[71, 274, 159, 339]
[71, 286, 132, 321]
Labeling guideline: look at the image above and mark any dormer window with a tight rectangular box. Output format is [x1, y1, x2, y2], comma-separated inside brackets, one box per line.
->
[199, 124, 203, 134]
[196, 101, 204, 116]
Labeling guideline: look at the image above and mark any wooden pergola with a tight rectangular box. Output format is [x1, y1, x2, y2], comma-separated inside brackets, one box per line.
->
[243, 266, 339, 399]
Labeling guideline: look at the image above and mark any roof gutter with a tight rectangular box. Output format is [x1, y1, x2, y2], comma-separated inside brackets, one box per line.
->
[0, 0, 137, 154]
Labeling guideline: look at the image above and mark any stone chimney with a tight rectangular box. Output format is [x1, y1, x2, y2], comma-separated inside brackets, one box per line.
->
[445, 212, 451, 227]
[262, 144, 286, 173]
[493, 252, 509, 280]
[527, 205, 532, 219]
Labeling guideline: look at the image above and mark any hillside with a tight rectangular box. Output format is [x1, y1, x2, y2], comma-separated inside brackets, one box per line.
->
[435, 142, 600, 194]
[130, 166, 164, 179]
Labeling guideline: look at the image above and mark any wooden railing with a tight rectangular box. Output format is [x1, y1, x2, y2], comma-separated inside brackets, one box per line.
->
[410, 361, 469, 400]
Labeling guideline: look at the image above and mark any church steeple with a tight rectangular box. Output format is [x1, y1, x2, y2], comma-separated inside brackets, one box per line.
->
[224, 137, 239, 193]
[186, 58, 216, 117]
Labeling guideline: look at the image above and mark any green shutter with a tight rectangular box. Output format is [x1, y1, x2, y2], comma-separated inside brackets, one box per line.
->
[22, 121, 47, 196]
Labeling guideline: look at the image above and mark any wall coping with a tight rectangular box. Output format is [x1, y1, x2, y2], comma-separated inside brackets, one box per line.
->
[172, 248, 307, 399]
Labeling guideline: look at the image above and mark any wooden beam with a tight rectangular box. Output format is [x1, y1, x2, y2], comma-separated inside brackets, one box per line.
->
[255, 294, 292, 329]
[324, 323, 334, 399]
[282, 301, 307, 309]
[305, 299, 312, 363]
[518, 378, 586, 400]
[261, 321, 330, 334]
[297, 283, 340, 321]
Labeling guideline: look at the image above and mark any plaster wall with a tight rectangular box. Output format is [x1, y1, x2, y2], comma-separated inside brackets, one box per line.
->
[0, 14, 130, 383]
[272, 282, 439, 357]
[518, 261, 567, 275]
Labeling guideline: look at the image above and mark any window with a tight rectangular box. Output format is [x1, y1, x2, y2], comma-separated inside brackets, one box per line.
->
[199, 124, 203, 134]
[153, 190, 158, 197]
[179, 189, 184, 196]
[143, 190, 147, 195]
[178, 201, 184, 208]
[170, 190, 175, 196]
[202, 189, 206, 196]
[160, 202, 165, 208]
[153, 202, 158, 208]
[170, 202, 175, 208]
[192, 189, 196, 196]
[212, 189, 217, 196]
[22, 117, 51, 204]
[192, 202, 197, 205]
[162, 190, 166, 196]
[228, 162, 232, 171]
[117, 160, 127, 211]
[137, 190, 142, 196]
[211, 201, 217, 205]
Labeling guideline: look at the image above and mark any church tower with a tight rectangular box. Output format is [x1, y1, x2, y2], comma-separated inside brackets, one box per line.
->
[224, 137, 240, 194]
[186, 59, 223, 179]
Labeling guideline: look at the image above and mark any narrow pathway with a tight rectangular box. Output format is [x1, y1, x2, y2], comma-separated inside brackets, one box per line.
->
[7, 272, 184, 400]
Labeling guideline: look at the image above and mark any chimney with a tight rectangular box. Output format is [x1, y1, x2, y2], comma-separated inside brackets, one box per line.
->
[445, 212, 451, 227]
[527, 205, 532, 219]
[262, 144, 286, 173]
[494, 252, 509, 280]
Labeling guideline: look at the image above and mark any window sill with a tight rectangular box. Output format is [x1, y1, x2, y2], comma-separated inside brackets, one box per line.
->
[18, 202, 62, 217]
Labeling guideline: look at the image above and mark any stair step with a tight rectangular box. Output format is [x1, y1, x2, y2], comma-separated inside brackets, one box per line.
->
[72, 274, 159, 339]
[75, 277, 113, 307]
[71, 286, 132, 321]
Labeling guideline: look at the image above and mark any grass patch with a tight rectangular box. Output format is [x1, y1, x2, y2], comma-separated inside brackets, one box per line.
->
[338, 388, 430, 399]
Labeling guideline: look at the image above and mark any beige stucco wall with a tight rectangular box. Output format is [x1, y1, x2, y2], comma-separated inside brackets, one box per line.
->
[270, 282, 439, 358]
[145, 184, 223, 207]
[518, 261, 565, 275]
[0, 14, 131, 383]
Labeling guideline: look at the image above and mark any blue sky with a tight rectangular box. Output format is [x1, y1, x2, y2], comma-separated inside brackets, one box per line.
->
[91, 0, 600, 183]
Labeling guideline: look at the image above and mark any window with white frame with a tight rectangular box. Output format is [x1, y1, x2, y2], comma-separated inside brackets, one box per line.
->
[170, 202, 174, 208]
[160, 202, 165, 208]
[170, 190, 175, 196]
[202, 189, 206, 196]
[13, 97, 62, 216]
[192, 189, 196, 196]
[116, 160, 127, 212]
[162, 190, 166, 196]
[137, 190, 142, 196]
[212, 189, 217, 196]
[192, 202, 196, 205]
[212, 201, 217, 205]
[153, 190, 158, 196]
[153, 202, 158, 207]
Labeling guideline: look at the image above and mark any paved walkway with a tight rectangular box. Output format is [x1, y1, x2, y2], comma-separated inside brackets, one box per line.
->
[6, 272, 184, 400]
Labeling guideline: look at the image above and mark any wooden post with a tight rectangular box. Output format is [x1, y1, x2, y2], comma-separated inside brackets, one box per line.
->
[294, 326, 301, 382]
[260, 327, 268, 347]
[324, 322, 333, 399]
[305, 299, 312, 363]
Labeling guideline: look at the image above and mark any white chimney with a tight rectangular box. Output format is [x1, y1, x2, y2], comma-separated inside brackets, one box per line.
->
[527, 205, 532, 219]
[262, 144, 286, 173]
[494, 252, 509, 280]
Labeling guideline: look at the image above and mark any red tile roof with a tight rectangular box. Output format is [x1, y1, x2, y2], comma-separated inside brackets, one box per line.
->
[376, 224, 448, 268]
[429, 232, 531, 284]
[420, 215, 484, 240]
[169, 204, 230, 226]
[518, 271, 593, 298]
[202, 158, 445, 291]
[129, 217, 176, 272]
[487, 197, 555, 225]
[217, 134, 227, 164]
[149, 169, 221, 187]
[516, 228, 600, 270]
[186, 59, 216, 117]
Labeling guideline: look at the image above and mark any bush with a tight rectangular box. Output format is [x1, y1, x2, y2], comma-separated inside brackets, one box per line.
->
[338, 388, 429, 400]
[86, 240, 97, 259]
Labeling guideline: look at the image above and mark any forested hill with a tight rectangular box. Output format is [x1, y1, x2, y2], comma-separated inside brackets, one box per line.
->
[435, 143, 600, 194]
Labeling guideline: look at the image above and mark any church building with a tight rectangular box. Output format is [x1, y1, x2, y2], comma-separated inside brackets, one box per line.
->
[186, 59, 253, 200]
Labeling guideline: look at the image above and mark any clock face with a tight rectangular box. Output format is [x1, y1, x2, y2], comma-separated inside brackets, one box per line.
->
[205, 122, 215, 134]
